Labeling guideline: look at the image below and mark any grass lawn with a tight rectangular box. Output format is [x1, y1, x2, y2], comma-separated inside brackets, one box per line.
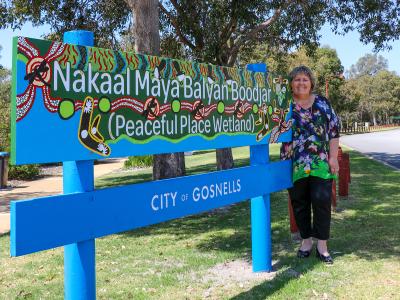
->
[1, 145, 399, 299]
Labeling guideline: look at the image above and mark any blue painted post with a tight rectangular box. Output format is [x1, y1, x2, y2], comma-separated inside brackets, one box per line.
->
[63, 31, 96, 300]
[247, 63, 272, 272]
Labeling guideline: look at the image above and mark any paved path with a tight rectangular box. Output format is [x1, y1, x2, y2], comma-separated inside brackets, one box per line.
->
[0, 158, 126, 234]
[340, 129, 400, 169]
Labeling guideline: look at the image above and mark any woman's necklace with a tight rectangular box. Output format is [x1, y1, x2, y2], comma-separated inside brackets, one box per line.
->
[294, 95, 315, 110]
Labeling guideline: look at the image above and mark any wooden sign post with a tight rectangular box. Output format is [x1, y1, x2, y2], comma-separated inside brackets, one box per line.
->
[10, 30, 293, 298]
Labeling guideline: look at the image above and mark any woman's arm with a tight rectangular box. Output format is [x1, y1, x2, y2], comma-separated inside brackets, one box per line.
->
[328, 138, 339, 174]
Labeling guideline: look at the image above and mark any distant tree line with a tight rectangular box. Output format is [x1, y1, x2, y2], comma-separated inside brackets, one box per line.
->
[341, 54, 400, 127]
[0, 45, 11, 151]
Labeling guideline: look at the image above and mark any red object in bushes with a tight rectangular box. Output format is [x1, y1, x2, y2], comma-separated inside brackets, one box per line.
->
[339, 153, 350, 196]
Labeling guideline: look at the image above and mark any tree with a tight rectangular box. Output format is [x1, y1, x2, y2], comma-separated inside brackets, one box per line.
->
[341, 70, 400, 126]
[3, 0, 400, 170]
[338, 78, 362, 128]
[1, 0, 131, 48]
[158, 0, 400, 169]
[125, 0, 186, 180]
[158, 0, 325, 169]
[326, 1, 400, 52]
[0, 46, 11, 151]
[362, 70, 400, 125]
[241, 45, 344, 109]
[348, 53, 388, 78]
[5, 1, 400, 53]
[2, 0, 185, 179]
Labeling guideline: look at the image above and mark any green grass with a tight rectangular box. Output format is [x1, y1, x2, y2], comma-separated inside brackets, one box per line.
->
[1, 145, 399, 299]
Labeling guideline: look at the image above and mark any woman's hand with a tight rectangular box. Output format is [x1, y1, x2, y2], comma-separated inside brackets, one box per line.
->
[328, 157, 339, 175]
[329, 138, 340, 175]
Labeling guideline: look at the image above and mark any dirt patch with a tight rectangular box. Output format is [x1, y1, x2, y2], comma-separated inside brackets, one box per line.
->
[199, 259, 277, 298]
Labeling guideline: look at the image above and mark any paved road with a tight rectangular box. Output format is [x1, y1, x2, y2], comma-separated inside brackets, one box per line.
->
[340, 129, 400, 169]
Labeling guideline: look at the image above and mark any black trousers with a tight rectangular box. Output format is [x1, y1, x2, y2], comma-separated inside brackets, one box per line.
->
[288, 176, 333, 240]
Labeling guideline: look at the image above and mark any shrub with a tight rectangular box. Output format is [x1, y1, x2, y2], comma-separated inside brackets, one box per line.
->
[124, 155, 153, 168]
[8, 164, 40, 180]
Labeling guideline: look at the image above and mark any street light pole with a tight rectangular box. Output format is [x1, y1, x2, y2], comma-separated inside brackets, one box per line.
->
[325, 73, 344, 99]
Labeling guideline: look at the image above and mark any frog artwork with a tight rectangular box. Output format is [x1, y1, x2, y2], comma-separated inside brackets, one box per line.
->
[272, 75, 289, 106]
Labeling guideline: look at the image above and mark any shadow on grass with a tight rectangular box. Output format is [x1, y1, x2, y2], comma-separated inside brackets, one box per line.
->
[326, 152, 400, 261]
[97, 158, 251, 188]
[192, 150, 215, 155]
[119, 194, 324, 299]
[107, 149, 399, 298]
[0, 232, 9, 238]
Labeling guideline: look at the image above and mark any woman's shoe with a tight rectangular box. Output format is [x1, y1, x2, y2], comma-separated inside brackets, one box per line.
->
[297, 248, 312, 258]
[316, 247, 334, 264]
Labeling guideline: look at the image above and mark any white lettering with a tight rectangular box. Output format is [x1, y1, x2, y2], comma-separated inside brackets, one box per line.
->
[53, 61, 70, 91]
[114, 74, 124, 94]
[100, 73, 112, 94]
[72, 70, 85, 93]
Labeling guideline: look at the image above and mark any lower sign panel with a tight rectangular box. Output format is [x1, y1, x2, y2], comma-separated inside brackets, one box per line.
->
[11, 160, 291, 256]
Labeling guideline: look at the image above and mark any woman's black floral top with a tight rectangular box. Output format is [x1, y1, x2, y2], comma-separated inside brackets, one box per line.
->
[281, 95, 340, 182]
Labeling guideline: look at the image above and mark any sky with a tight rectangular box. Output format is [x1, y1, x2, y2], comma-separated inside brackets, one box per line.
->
[1, 22, 400, 75]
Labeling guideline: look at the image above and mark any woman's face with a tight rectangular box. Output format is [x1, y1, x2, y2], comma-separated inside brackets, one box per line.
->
[291, 73, 312, 98]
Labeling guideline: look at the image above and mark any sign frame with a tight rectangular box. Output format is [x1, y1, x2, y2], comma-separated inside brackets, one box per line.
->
[10, 30, 293, 299]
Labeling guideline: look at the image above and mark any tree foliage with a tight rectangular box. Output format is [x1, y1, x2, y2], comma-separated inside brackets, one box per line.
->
[326, 0, 400, 51]
[338, 53, 400, 126]
[2, 0, 400, 167]
[1, 0, 131, 48]
[159, 0, 328, 66]
[159, 0, 400, 67]
[240, 45, 344, 108]
[2, 0, 400, 59]
[341, 69, 400, 126]
[348, 53, 388, 78]
[0, 46, 11, 151]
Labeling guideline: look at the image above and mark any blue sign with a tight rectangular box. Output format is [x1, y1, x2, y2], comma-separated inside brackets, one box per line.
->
[11, 160, 291, 256]
[10, 31, 293, 299]
[11, 37, 291, 165]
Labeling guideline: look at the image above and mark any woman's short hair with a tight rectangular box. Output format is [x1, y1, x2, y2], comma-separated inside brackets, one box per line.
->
[289, 65, 316, 91]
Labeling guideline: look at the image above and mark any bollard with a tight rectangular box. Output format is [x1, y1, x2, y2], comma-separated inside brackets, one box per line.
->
[339, 152, 350, 197]
[0, 152, 9, 189]
[347, 152, 351, 183]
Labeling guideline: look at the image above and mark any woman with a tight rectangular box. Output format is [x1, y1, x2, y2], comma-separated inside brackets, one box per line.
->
[281, 65, 340, 264]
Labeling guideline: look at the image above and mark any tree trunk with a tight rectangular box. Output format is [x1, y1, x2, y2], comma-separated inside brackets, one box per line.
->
[153, 153, 186, 179]
[216, 148, 234, 170]
[372, 112, 377, 126]
[127, 0, 185, 179]
[129, 0, 160, 55]
[214, 57, 235, 170]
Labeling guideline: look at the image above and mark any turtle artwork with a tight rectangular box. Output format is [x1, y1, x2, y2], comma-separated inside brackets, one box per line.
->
[12, 36, 291, 164]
